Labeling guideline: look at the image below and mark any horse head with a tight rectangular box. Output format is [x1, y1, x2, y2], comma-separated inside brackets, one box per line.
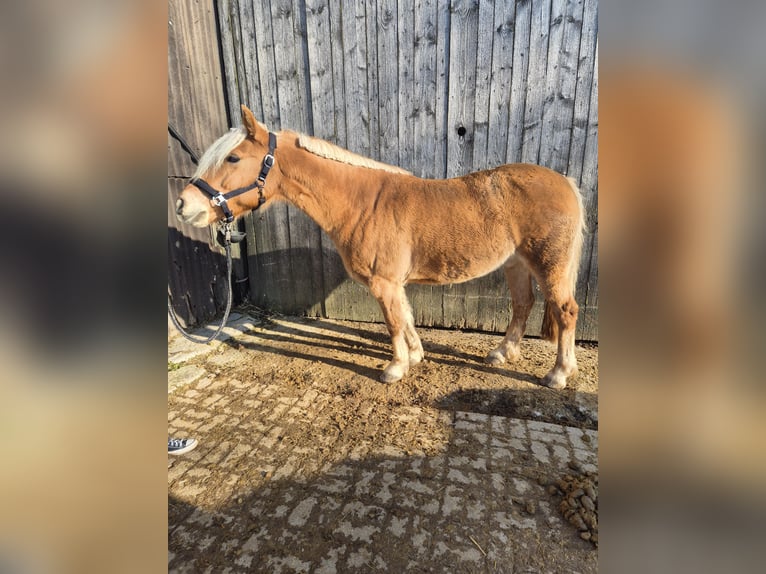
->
[175, 106, 279, 227]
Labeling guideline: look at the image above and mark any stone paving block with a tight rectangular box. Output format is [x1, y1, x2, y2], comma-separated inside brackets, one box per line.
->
[168, 365, 206, 393]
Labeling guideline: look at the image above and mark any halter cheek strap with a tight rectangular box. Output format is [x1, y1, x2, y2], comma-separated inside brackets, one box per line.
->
[190, 132, 277, 223]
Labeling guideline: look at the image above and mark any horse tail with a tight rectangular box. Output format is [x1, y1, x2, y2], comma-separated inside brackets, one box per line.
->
[541, 176, 586, 343]
[565, 176, 586, 295]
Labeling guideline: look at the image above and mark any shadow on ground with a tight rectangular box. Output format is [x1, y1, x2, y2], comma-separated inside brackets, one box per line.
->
[169, 412, 597, 573]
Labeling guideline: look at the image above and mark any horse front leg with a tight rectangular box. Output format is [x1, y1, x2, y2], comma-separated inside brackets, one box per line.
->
[369, 278, 411, 383]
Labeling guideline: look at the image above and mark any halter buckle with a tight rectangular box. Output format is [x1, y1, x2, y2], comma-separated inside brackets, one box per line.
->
[211, 193, 226, 207]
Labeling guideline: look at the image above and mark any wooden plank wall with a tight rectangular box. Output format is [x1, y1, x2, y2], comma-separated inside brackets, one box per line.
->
[167, 0, 248, 327]
[216, 0, 598, 340]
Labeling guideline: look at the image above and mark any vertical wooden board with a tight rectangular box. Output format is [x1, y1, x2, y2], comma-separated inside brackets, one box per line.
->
[305, 0, 335, 136]
[251, 0, 281, 126]
[306, 0, 341, 319]
[322, 2, 365, 320]
[287, 0, 322, 313]
[442, 283, 467, 330]
[520, 0, 551, 164]
[409, 0, 442, 325]
[580, 41, 597, 218]
[536, 0, 567, 170]
[464, 286, 481, 331]
[167, 17, 195, 180]
[319, 234, 346, 319]
[304, 0, 338, 317]
[216, 0, 243, 123]
[486, 0, 516, 169]
[364, 0, 381, 161]
[397, 0, 415, 173]
[377, 0, 400, 165]
[241, 0, 284, 299]
[506, 0, 532, 163]
[328, 2, 347, 146]
[267, 0, 322, 316]
[172, 0, 228, 147]
[407, 284, 436, 328]
[343, 1, 372, 157]
[247, 208, 287, 310]
[576, 41, 598, 339]
[577, 230, 598, 340]
[264, 0, 303, 319]
[433, 0, 451, 179]
[472, 1, 514, 334]
[285, 210, 325, 315]
[470, 0, 496, 172]
[445, 0, 479, 179]
[476, 272, 510, 333]
[234, 0, 263, 119]
[230, 0, 250, 112]
[555, 0, 587, 176]
[566, 0, 597, 184]
[412, 0, 438, 177]
[442, 0, 479, 329]
[538, 0, 584, 175]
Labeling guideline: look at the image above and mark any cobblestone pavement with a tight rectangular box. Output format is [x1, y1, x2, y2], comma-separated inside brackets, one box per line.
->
[168, 314, 598, 573]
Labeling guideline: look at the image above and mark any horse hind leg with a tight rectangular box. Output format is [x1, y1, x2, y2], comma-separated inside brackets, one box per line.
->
[539, 285, 579, 390]
[486, 256, 534, 365]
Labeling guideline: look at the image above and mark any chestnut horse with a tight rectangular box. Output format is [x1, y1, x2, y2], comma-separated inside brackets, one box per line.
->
[176, 106, 585, 389]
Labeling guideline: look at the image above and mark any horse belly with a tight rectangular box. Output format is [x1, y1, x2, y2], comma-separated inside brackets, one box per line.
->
[409, 247, 514, 285]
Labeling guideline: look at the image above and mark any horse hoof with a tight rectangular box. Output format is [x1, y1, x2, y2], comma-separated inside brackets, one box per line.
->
[542, 373, 567, 390]
[380, 365, 405, 383]
[485, 350, 506, 366]
[409, 351, 424, 365]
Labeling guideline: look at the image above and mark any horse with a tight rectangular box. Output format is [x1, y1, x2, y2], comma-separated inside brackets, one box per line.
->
[176, 105, 585, 389]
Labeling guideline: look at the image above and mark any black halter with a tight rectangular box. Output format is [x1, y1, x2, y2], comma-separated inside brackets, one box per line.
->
[190, 132, 277, 223]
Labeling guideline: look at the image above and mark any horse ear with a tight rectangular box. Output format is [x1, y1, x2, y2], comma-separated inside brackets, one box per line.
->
[241, 105, 259, 140]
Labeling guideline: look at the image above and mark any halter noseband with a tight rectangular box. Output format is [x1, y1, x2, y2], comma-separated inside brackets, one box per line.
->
[190, 132, 277, 223]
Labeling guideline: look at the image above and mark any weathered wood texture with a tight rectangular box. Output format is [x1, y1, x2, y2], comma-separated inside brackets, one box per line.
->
[168, 0, 247, 326]
[214, 0, 598, 339]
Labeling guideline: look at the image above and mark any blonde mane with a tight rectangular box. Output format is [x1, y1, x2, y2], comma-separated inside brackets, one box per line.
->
[297, 134, 411, 175]
[192, 127, 246, 180]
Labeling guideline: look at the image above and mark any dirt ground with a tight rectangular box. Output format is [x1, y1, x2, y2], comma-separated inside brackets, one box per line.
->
[168, 312, 598, 573]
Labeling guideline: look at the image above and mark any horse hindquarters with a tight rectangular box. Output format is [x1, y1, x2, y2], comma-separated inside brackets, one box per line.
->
[523, 178, 585, 389]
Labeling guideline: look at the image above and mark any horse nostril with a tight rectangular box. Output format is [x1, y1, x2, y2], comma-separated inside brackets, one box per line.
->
[175, 198, 184, 214]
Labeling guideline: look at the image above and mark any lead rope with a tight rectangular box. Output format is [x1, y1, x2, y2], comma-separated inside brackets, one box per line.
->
[168, 123, 235, 344]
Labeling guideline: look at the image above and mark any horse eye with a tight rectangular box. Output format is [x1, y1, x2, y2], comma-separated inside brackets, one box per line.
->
[226, 155, 240, 163]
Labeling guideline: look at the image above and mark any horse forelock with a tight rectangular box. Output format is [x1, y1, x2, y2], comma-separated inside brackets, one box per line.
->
[297, 134, 411, 175]
[192, 127, 247, 180]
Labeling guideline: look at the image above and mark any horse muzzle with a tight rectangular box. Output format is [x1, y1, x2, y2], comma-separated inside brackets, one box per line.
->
[175, 192, 216, 227]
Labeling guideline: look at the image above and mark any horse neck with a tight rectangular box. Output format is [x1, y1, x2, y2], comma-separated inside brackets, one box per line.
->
[274, 139, 376, 236]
